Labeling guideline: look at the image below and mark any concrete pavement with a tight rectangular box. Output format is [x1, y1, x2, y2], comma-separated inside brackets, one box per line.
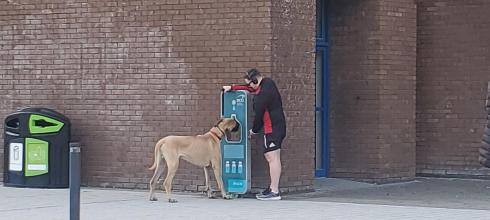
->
[2, 177, 490, 220]
[290, 177, 490, 210]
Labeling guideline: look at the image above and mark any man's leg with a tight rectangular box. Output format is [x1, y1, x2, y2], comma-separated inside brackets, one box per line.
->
[264, 149, 281, 193]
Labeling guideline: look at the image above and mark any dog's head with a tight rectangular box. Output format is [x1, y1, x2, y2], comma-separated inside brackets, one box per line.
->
[216, 117, 240, 134]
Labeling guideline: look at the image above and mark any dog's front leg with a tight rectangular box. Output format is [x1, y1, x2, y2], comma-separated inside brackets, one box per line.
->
[212, 162, 231, 200]
[203, 166, 215, 198]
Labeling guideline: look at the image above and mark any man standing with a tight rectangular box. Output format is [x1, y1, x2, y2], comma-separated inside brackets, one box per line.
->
[223, 68, 286, 201]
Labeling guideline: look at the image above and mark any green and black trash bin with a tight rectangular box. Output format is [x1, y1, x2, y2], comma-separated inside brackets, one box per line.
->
[3, 108, 70, 188]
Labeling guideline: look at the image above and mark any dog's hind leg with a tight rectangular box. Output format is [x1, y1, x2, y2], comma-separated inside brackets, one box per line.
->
[149, 140, 166, 201]
[163, 159, 180, 203]
[149, 161, 165, 201]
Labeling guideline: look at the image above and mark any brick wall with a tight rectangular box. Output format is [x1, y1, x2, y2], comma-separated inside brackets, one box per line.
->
[329, 0, 417, 183]
[0, 0, 290, 190]
[270, 0, 316, 192]
[416, 1, 490, 177]
[4, 0, 489, 189]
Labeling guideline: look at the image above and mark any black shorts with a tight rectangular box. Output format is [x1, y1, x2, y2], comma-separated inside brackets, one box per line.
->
[263, 134, 282, 153]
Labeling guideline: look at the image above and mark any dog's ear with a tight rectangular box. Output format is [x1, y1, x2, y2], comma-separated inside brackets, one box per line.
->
[215, 118, 224, 126]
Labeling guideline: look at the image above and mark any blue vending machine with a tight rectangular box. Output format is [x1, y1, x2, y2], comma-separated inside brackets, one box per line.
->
[221, 90, 253, 195]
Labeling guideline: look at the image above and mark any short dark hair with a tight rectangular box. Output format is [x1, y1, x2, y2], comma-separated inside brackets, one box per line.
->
[243, 68, 261, 83]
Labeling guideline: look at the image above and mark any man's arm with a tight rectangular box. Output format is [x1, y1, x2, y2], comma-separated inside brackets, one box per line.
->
[252, 81, 272, 133]
[231, 85, 255, 92]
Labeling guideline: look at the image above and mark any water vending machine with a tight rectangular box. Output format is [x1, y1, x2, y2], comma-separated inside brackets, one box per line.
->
[220, 90, 253, 195]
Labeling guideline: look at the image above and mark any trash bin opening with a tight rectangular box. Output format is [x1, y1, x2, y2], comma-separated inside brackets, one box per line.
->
[34, 119, 57, 128]
[6, 118, 19, 129]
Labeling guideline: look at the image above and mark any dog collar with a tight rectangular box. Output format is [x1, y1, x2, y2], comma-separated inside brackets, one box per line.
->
[209, 129, 222, 141]
[214, 125, 225, 137]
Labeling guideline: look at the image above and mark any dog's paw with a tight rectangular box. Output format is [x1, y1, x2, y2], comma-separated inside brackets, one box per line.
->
[149, 196, 158, 201]
[207, 191, 217, 199]
[168, 198, 178, 203]
[224, 194, 239, 200]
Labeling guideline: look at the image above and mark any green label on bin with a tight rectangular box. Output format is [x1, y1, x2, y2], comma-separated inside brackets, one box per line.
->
[25, 138, 49, 177]
[29, 114, 64, 134]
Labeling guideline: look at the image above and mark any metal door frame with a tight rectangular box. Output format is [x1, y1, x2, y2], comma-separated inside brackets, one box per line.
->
[315, 0, 329, 177]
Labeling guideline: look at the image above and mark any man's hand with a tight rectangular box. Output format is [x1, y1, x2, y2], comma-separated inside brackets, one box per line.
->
[222, 86, 231, 92]
[248, 129, 257, 139]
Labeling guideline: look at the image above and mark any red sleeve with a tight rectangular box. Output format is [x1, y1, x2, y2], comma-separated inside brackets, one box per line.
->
[231, 85, 255, 92]
[252, 82, 273, 133]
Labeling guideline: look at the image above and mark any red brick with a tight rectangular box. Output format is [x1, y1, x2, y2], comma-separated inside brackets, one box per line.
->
[0, 0, 313, 192]
[329, 0, 417, 183]
[416, 1, 490, 177]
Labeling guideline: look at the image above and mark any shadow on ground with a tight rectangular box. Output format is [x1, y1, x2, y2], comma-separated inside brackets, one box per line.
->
[286, 177, 490, 210]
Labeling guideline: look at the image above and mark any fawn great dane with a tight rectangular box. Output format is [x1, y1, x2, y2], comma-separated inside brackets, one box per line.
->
[148, 118, 239, 203]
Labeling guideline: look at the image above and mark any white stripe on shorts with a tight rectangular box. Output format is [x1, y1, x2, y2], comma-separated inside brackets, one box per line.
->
[263, 135, 276, 149]
[263, 135, 268, 148]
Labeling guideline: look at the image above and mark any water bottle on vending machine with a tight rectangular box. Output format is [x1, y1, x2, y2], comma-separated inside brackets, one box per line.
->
[231, 161, 237, 173]
[225, 161, 230, 173]
[237, 161, 243, 174]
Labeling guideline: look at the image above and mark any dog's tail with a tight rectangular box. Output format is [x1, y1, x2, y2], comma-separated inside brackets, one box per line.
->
[148, 139, 165, 171]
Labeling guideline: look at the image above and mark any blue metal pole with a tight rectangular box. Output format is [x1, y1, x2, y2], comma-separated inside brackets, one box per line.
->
[69, 142, 81, 220]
